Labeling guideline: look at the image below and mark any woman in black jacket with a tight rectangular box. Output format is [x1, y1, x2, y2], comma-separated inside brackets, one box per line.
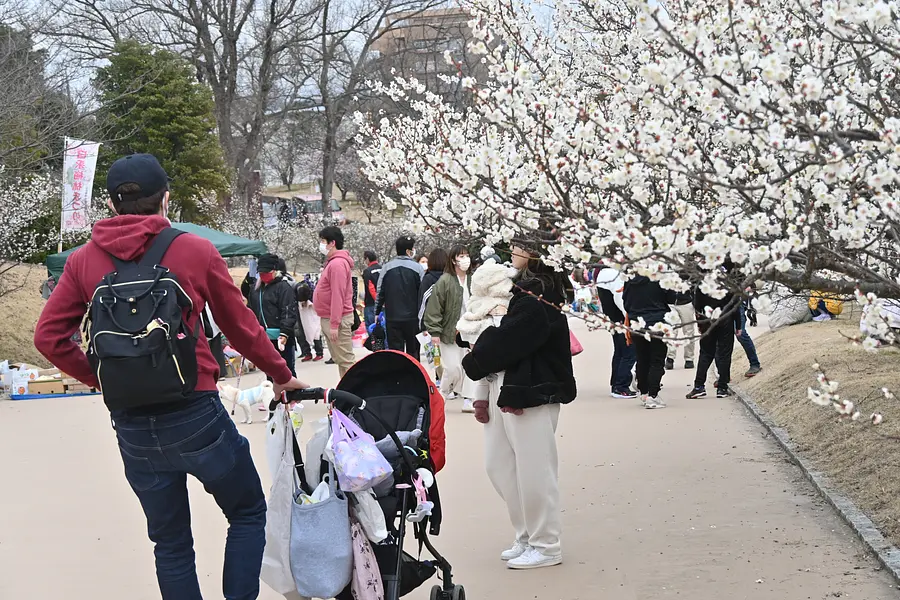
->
[246, 253, 298, 377]
[623, 275, 677, 409]
[462, 245, 575, 571]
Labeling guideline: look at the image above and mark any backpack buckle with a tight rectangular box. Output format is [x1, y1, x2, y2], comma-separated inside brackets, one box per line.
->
[154, 265, 170, 273]
[99, 296, 116, 306]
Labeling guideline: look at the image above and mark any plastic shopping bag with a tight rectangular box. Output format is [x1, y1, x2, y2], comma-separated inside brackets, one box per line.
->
[331, 409, 392, 493]
[260, 405, 298, 595]
[351, 489, 388, 543]
[305, 417, 330, 486]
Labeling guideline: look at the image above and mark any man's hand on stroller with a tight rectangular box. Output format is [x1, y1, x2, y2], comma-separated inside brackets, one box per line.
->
[274, 377, 310, 402]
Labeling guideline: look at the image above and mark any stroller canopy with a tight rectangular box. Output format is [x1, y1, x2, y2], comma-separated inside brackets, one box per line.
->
[338, 350, 446, 473]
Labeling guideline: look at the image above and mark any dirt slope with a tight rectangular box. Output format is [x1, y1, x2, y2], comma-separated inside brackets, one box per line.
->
[733, 317, 900, 546]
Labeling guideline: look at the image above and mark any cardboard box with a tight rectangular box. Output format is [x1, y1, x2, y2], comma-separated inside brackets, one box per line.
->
[37, 368, 61, 378]
[28, 380, 66, 395]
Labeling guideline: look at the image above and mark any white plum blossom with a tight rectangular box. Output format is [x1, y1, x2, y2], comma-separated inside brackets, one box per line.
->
[355, 0, 900, 357]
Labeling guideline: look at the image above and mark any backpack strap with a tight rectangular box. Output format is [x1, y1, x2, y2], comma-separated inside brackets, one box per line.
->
[140, 227, 186, 269]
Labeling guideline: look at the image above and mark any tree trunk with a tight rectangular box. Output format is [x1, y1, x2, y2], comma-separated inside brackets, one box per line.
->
[321, 118, 338, 225]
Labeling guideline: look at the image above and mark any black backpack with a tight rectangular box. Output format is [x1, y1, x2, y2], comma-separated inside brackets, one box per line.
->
[87, 228, 199, 410]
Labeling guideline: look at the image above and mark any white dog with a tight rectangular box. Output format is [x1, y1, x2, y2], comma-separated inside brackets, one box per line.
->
[217, 381, 276, 424]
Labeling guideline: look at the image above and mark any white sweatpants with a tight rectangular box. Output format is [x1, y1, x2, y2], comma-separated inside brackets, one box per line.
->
[439, 342, 477, 400]
[666, 302, 696, 361]
[483, 372, 562, 556]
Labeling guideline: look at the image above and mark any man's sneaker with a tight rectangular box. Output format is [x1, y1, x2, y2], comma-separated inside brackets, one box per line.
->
[611, 388, 638, 399]
[643, 396, 667, 409]
[313, 355, 324, 362]
[665, 358, 675, 370]
[686, 387, 707, 399]
[300, 355, 314, 363]
[745, 365, 762, 377]
[507, 547, 562, 570]
[717, 388, 733, 398]
[325, 358, 335, 365]
[500, 541, 529, 561]
[812, 313, 832, 322]
[685, 361, 694, 369]
[462, 398, 475, 413]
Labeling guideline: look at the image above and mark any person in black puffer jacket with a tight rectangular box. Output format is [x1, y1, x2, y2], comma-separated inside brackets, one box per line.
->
[246, 253, 298, 377]
[462, 245, 575, 571]
[623, 275, 677, 408]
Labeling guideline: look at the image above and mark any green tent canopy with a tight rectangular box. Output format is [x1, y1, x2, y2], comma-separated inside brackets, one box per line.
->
[46, 222, 267, 280]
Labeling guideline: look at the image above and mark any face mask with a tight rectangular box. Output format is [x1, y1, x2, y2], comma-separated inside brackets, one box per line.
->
[319, 242, 329, 255]
[457, 256, 471, 271]
[259, 272, 275, 284]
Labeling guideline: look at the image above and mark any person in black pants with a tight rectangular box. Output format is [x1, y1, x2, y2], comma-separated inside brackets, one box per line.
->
[593, 267, 636, 398]
[375, 235, 425, 357]
[623, 275, 676, 409]
[687, 286, 742, 399]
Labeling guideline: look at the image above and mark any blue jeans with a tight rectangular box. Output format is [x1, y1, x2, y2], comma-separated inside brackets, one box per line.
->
[364, 305, 376, 328]
[737, 306, 760, 368]
[112, 395, 267, 600]
[610, 332, 636, 391]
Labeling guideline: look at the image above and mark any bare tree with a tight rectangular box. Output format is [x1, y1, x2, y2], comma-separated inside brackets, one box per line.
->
[280, 0, 451, 221]
[38, 0, 322, 208]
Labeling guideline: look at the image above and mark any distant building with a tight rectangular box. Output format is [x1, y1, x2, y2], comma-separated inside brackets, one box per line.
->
[372, 7, 483, 104]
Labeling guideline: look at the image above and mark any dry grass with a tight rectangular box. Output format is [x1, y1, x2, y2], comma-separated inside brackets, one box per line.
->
[0, 265, 52, 368]
[733, 318, 900, 546]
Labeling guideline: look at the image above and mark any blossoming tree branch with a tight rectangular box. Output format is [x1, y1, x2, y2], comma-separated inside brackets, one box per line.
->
[357, 0, 900, 342]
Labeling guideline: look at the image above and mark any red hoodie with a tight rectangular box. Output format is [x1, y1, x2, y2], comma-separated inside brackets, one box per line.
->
[314, 249, 355, 330]
[34, 215, 293, 393]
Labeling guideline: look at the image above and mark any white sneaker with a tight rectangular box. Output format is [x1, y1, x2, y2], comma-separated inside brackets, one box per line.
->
[461, 398, 475, 413]
[500, 541, 529, 561]
[643, 396, 667, 409]
[507, 547, 562, 570]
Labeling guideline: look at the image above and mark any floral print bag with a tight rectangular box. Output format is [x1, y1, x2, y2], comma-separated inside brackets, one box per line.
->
[350, 517, 384, 600]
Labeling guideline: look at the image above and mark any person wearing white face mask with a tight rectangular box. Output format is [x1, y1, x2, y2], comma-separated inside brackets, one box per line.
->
[314, 226, 356, 377]
[423, 245, 478, 412]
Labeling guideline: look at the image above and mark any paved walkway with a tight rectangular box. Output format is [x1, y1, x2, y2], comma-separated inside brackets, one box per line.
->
[0, 320, 896, 599]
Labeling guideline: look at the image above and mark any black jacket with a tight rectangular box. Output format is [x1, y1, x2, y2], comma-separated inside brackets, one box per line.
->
[375, 256, 424, 322]
[693, 288, 742, 332]
[623, 276, 676, 327]
[362, 262, 382, 307]
[597, 288, 625, 324]
[247, 277, 298, 338]
[462, 278, 577, 410]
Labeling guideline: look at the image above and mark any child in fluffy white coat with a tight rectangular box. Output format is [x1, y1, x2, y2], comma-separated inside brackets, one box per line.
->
[457, 258, 520, 422]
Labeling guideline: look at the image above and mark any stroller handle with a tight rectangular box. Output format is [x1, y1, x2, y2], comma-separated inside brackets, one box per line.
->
[285, 387, 365, 411]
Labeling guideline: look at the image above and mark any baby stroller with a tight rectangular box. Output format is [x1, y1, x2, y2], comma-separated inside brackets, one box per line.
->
[289, 350, 463, 600]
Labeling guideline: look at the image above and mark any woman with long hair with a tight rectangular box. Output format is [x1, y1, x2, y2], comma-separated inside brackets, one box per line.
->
[423, 245, 477, 412]
[462, 244, 576, 570]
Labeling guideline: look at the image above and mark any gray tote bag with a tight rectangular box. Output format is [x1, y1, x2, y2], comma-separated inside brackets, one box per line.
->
[290, 463, 353, 598]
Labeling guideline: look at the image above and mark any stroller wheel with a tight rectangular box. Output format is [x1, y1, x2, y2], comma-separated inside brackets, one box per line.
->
[430, 584, 466, 600]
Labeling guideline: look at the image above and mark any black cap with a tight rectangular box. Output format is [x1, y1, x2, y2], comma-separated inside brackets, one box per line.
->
[257, 253, 280, 273]
[106, 154, 171, 200]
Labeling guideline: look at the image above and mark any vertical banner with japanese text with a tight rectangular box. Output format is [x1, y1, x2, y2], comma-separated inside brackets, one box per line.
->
[61, 138, 100, 232]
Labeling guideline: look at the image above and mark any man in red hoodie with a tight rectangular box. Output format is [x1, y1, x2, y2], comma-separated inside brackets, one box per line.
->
[34, 153, 308, 600]
[314, 226, 356, 377]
